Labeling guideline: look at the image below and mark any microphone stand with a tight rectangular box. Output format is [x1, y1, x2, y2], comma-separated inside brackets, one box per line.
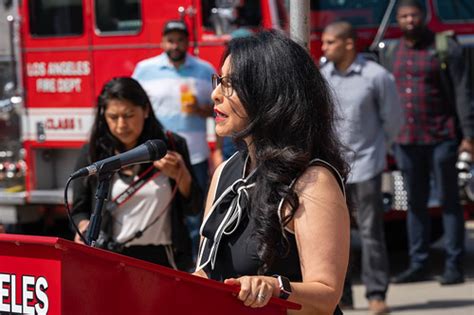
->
[86, 171, 114, 247]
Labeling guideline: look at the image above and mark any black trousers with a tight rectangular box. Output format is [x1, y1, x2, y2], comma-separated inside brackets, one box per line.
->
[344, 173, 390, 301]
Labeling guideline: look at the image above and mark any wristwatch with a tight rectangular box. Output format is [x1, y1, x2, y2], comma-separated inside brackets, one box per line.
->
[273, 275, 292, 300]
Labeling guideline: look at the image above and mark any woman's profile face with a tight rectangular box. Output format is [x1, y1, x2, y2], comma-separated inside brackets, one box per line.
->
[104, 99, 149, 150]
[212, 56, 248, 137]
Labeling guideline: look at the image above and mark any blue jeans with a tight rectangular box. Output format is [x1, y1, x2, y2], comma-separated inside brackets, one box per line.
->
[394, 141, 465, 271]
[186, 160, 209, 261]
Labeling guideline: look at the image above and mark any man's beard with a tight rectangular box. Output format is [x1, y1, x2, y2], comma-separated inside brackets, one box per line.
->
[166, 50, 186, 62]
[402, 25, 425, 40]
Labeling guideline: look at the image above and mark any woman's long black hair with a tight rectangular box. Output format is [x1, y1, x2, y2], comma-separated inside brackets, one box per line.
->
[89, 77, 167, 162]
[225, 30, 349, 273]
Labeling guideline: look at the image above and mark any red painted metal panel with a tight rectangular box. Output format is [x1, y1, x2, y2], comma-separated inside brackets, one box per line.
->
[0, 235, 300, 315]
[23, 52, 94, 109]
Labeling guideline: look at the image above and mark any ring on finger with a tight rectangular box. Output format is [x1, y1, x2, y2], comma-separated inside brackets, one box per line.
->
[257, 293, 266, 301]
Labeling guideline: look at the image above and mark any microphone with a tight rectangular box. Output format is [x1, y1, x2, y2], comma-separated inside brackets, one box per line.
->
[70, 139, 167, 179]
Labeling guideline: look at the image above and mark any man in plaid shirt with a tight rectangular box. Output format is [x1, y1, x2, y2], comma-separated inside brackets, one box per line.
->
[382, 0, 474, 285]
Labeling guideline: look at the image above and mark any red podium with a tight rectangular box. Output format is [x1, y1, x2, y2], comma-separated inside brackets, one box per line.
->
[0, 234, 300, 314]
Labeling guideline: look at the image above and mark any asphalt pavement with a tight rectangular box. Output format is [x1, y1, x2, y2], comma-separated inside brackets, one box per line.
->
[344, 220, 474, 315]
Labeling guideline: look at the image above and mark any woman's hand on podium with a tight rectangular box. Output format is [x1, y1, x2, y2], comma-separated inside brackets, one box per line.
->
[192, 269, 208, 278]
[224, 276, 279, 308]
[74, 220, 90, 244]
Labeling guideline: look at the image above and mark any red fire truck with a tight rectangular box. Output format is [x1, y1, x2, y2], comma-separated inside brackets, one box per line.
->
[0, 0, 473, 239]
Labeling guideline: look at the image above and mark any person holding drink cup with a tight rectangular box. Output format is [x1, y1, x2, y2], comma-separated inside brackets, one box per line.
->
[133, 20, 216, 262]
[180, 81, 197, 114]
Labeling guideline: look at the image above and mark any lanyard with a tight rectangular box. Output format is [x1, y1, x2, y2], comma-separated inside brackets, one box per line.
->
[105, 131, 180, 246]
[107, 164, 160, 212]
[107, 131, 177, 211]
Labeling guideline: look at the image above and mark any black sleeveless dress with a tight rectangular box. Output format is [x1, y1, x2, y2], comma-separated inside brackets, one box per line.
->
[196, 151, 344, 315]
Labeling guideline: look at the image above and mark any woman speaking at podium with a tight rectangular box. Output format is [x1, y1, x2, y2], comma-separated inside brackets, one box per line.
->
[193, 31, 350, 315]
[71, 77, 202, 271]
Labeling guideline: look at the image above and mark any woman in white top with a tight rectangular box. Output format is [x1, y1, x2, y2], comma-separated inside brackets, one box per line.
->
[72, 77, 203, 271]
